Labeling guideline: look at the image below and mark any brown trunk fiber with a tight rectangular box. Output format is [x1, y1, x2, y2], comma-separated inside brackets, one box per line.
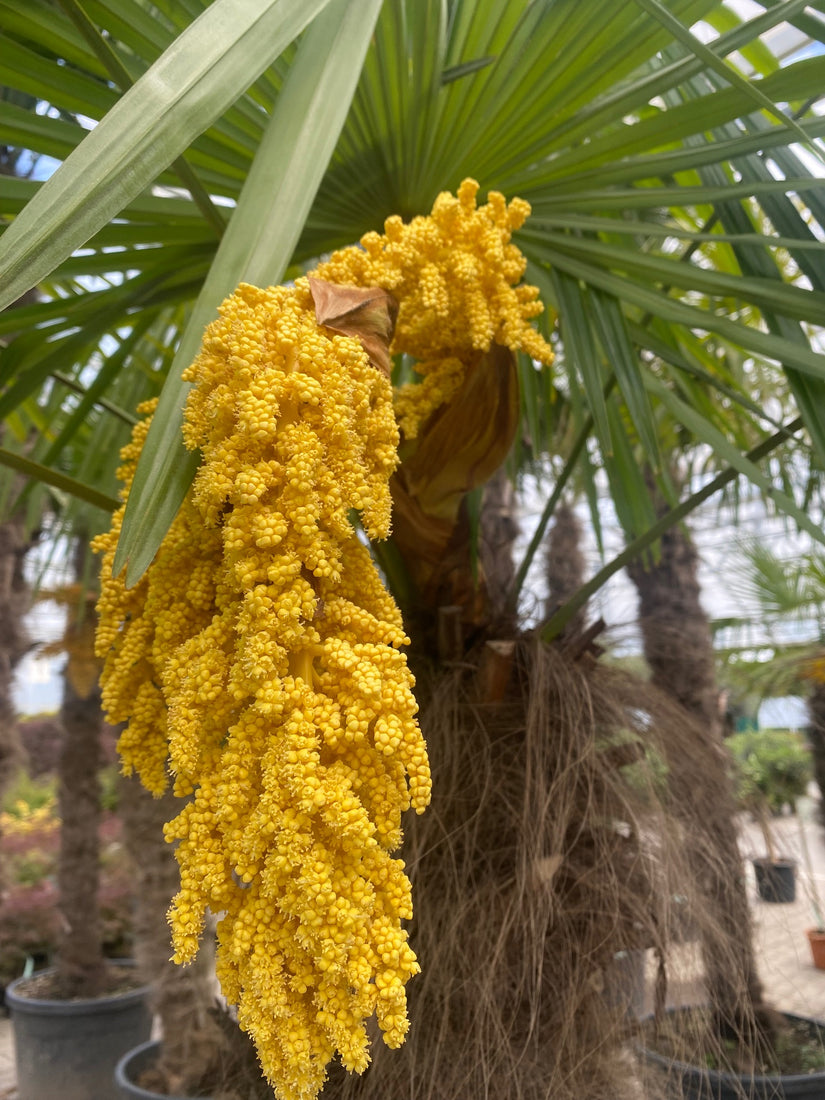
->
[627, 523, 775, 1044]
[55, 670, 106, 997]
[323, 641, 727, 1100]
[0, 518, 29, 810]
[54, 539, 109, 998]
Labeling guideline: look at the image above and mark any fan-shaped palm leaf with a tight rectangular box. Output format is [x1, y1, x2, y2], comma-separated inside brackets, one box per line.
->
[0, 0, 823, 593]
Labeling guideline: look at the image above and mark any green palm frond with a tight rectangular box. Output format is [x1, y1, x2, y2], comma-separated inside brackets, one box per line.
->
[735, 537, 825, 624]
[0, 0, 823, 591]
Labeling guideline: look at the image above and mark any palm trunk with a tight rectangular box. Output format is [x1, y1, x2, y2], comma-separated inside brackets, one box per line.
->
[479, 468, 518, 634]
[0, 519, 28, 795]
[627, 522, 775, 1044]
[0, 514, 33, 895]
[544, 500, 587, 638]
[55, 665, 106, 997]
[54, 535, 108, 997]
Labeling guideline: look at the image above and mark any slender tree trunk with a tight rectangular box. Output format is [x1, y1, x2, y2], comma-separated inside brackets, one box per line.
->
[54, 539, 107, 997]
[55, 668, 106, 997]
[544, 500, 587, 639]
[627, 524, 720, 723]
[627, 522, 776, 1044]
[0, 511, 34, 894]
[479, 468, 519, 634]
[808, 681, 825, 830]
[0, 519, 28, 790]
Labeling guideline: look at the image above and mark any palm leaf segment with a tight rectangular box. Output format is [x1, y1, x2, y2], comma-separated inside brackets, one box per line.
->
[0, 0, 823, 584]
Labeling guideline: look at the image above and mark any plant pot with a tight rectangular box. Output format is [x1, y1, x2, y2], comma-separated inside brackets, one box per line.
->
[753, 856, 797, 903]
[806, 928, 825, 971]
[6, 961, 152, 1100]
[640, 1010, 825, 1100]
[115, 1039, 213, 1099]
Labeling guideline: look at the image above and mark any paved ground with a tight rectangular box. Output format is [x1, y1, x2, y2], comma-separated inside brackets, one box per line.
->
[3, 803, 825, 1098]
[739, 802, 825, 1020]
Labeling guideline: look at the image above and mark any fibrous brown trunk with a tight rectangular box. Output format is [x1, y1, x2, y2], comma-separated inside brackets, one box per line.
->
[0, 518, 28, 802]
[0, 501, 35, 898]
[479, 467, 518, 634]
[324, 640, 729, 1100]
[627, 522, 775, 1044]
[544, 500, 587, 639]
[54, 539, 108, 998]
[55, 665, 106, 997]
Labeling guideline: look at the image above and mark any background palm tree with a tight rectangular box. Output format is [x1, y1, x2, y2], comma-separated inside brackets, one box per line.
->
[724, 538, 825, 822]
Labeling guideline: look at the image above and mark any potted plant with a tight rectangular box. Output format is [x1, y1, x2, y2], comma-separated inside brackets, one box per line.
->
[728, 730, 812, 904]
[641, 1007, 825, 1100]
[5, 567, 152, 1100]
[787, 802, 825, 972]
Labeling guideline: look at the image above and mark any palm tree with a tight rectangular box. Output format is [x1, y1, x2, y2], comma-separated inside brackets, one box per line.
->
[0, 122, 42, 878]
[1, 1, 824, 1095]
[626, 507, 773, 1042]
[50, 542, 110, 998]
[724, 538, 825, 823]
[0, 500, 30, 841]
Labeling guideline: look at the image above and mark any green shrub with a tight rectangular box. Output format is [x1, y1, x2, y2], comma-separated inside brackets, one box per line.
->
[727, 729, 812, 814]
[1, 770, 57, 818]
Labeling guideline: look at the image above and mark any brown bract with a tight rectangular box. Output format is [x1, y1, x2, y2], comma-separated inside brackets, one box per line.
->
[390, 344, 519, 618]
[308, 277, 398, 377]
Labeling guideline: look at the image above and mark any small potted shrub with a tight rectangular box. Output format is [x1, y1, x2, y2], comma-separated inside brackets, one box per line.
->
[728, 729, 812, 903]
[789, 804, 825, 970]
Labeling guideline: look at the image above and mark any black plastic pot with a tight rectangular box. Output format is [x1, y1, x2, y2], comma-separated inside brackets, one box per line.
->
[753, 857, 797, 903]
[6, 962, 152, 1100]
[115, 1039, 213, 1099]
[641, 1011, 825, 1099]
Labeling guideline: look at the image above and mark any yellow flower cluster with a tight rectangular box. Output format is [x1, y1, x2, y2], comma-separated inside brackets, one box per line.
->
[316, 177, 554, 437]
[95, 182, 551, 1100]
[94, 407, 222, 797]
[95, 281, 429, 1100]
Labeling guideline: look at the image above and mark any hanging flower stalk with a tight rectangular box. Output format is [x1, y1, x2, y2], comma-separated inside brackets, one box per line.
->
[93, 181, 551, 1100]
